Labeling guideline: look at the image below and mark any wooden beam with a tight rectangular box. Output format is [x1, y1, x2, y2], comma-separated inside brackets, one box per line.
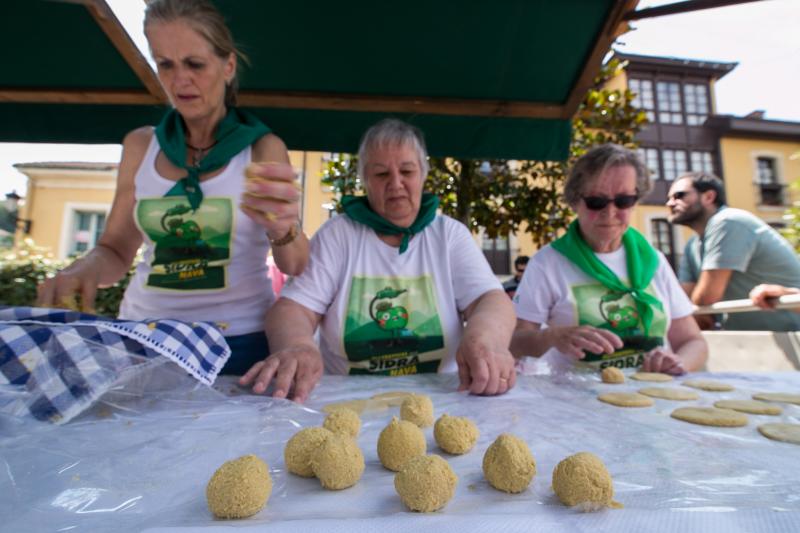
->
[0, 87, 565, 120]
[0, 89, 162, 105]
[624, 0, 767, 21]
[1, 86, 566, 120]
[238, 91, 565, 119]
[78, 0, 167, 102]
[561, 0, 640, 119]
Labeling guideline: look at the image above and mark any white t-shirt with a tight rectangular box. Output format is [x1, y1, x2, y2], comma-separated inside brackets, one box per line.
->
[281, 214, 502, 375]
[119, 135, 273, 336]
[514, 244, 693, 372]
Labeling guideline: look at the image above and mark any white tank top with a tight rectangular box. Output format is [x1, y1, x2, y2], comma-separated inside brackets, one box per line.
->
[119, 134, 274, 336]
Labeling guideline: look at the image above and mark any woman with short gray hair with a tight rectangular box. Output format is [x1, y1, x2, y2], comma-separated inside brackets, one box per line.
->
[241, 118, 517, 401]
[562, 143, 651, 206]
[357, 119, 430, 181]
[511, 144, 707, 376]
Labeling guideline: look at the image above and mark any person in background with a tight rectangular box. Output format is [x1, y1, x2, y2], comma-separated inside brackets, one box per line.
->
[667, 172, 800, 331]
[239, 119, 517, 402]
[511, 144, 707, 375]
[36, 0, 309, 375]
[503, 255, 529, 299]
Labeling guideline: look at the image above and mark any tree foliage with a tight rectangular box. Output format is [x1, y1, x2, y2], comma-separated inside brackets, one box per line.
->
[780, 151, 800, 252]
[0, 238, 132, 317]
[321, 59, 648, 246]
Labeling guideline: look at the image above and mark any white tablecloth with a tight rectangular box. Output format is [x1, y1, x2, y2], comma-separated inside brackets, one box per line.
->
[2, 366, 799, 532]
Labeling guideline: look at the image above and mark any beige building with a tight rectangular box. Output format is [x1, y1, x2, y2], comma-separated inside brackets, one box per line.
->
[508, 53, 800, 272]
[713, 119, 800, 222]
[14, 162, 117, 260]
[13, 151, 334, 261]
[615, 52, 800, 271]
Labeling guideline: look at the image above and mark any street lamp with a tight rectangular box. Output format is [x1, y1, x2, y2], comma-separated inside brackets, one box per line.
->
[4, 191, 32, 234]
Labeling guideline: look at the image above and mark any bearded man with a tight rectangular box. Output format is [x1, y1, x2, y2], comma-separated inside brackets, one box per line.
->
[667, 172, 800, 331]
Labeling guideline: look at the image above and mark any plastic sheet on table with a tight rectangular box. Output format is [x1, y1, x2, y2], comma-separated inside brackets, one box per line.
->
[0, 329, 168, 423]
[0, 306, 230, 424]
[1, 365, 799, 532]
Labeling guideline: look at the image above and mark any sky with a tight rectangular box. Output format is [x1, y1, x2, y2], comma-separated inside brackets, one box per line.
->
[3, 0, 799, 198]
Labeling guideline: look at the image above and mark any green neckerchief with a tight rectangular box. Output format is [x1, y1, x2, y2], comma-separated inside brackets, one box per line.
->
[551, 220, 663, 336]
[341, 193, 439, 254]
[156, 107, 269, 210]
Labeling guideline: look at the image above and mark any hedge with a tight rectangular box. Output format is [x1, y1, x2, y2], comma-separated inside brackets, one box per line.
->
[0, 239, 131, 317]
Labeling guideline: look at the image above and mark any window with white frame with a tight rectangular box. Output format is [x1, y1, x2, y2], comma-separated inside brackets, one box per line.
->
[662, 149, 688, 181]
[651, 218, 677, 269]
[756, 156, 778, 184]
[70, 211, 106, 256]
[690, 151, 714, 173]
[756, 156, 784, 206]
[637, 147, 660, 181]
[629, 78, 655, 122]
[656, 81, 683, 124]
[683, 83, 709, 125]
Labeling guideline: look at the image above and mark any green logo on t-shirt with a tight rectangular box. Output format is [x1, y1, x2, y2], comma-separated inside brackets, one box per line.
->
[135, 197, 233, 291]
[572, 282, 666, 370]
[343, 276, 445, 375]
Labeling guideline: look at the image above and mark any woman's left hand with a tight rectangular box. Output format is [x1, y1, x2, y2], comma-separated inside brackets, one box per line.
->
[455, 334, 517, 396]
[642, 347, 686, 375]
[241, 161, 302, 239]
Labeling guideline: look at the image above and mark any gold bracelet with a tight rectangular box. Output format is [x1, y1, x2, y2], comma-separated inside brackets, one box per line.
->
[269, 223, 299, 247]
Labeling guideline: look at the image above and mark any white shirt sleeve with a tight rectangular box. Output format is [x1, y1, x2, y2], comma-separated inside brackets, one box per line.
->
[280, 217, 345, 315]
[513, 247, 557, 324]
[445, 218, 503, 312]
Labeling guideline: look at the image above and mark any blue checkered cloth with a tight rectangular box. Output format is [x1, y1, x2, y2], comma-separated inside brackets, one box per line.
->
[0, 307, 231, 423]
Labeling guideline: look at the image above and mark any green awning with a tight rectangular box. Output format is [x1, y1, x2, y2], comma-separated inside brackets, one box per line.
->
[0, 0, 165, 142]
[0, 0, 637, 160]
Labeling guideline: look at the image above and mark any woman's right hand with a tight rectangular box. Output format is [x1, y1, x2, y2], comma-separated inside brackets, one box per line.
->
[36, 259, 103, 312]
[547, 325, 623, 359]
[241, 161, 302, 239]
[239, 342, 323, 403]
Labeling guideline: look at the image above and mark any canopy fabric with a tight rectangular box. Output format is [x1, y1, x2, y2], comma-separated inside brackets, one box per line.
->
[0, 0, 164, 143]
[0, 0, 637, 161]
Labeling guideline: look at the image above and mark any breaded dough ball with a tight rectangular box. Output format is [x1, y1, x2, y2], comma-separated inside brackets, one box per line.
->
[323, 407, 361, 438]
[400, 394, 434, 427]
[552, 452, 614, 510]
[377, 416, 427, 471]
[311, 433, 365, 490]
[284, 427, 334, 477]
[601, 367, 625, 384]
[434, 414, 479, 455]
[395, 455, 458, 512]
[206, 455, 272, 519]
[482, 433, 536, 493]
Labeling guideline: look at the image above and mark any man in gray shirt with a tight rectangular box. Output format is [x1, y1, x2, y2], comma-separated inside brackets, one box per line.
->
[667, 172, 800, 331]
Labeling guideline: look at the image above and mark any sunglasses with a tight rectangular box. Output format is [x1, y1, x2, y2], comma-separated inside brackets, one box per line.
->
[668, 190, 692, 201]
[582, 194, 639, 211]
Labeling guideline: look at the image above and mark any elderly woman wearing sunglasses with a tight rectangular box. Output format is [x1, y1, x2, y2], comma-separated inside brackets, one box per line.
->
[510, 144, 707, 375]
